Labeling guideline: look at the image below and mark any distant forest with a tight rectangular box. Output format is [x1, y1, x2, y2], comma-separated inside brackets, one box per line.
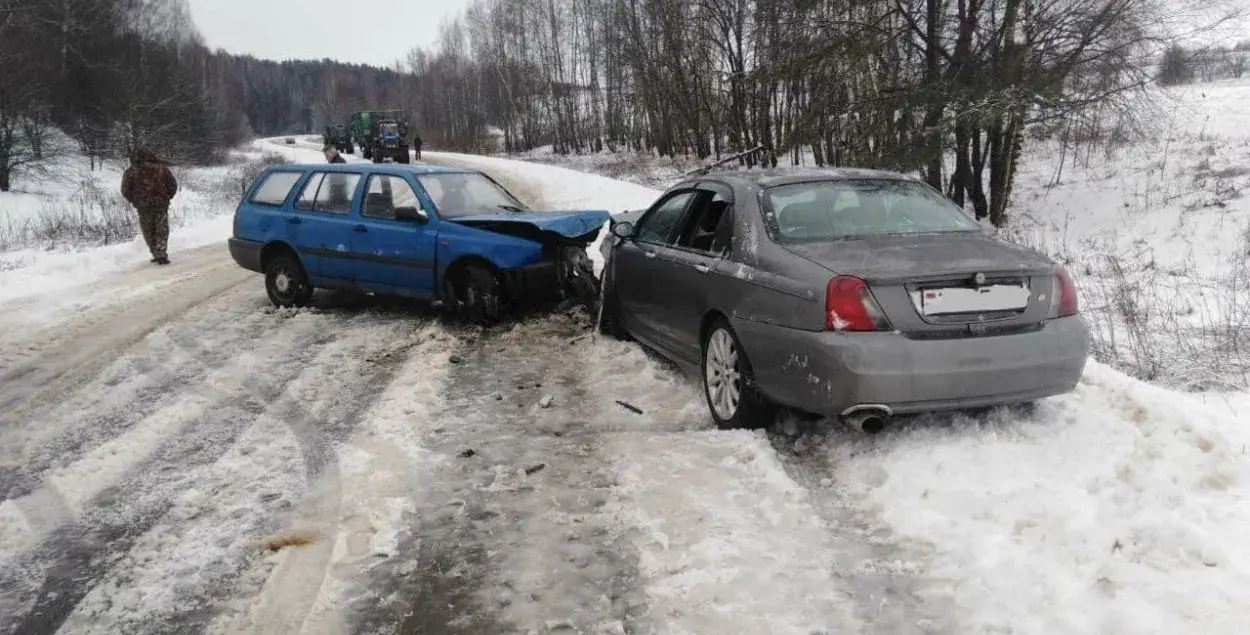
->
[1, 0, 1242, 226]
[0, 0, 415, 191]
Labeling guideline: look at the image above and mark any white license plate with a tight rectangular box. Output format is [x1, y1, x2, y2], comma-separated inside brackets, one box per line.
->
[918, 284, 1030, 315]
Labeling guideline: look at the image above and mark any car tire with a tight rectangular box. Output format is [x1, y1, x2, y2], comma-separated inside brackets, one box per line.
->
[702, 319, 776, 430]
[265, 254, 314, 308]
[447, 264, 501, 324]
[596, 264, 628, 340]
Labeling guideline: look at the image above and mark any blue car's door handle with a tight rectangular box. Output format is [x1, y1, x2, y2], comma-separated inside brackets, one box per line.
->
[286, 216, 301, 225]
[353, 225, 368, 233]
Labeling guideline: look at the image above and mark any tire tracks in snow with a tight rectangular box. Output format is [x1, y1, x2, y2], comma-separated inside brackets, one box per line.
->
[278, 313, 655, 635]
[52, 305, 433, 635]
[768, 426, 964, 634]
[0, 246, 250, 418]
[0, 289, 282, 504]
[0, 292, 434, 635]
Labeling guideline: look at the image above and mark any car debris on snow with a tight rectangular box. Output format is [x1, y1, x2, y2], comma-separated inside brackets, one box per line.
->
[525, 463, 547, 475]
[449, 354, 465, 364]
[459, 448, 477, 458]
[539, 394, 554, 408]
[615, 400, 643, 415]
[259, 530, 319, 552]
[544, 618, 578, 632]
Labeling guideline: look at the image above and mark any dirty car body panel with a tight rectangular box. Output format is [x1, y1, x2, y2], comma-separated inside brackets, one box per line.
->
[600, 168, 1089, 421]
[229, 163, 609, 309]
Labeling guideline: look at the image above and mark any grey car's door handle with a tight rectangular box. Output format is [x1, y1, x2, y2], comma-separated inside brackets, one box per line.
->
[353, 225, 368, 233]
[694, 263, 710, 274]
[644, 251, 656, 259]
[286, 216, 302, 225]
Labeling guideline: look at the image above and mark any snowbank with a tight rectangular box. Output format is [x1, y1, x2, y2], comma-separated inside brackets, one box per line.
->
[0, 147, 273, 309]
[827, 361, 1250, 635]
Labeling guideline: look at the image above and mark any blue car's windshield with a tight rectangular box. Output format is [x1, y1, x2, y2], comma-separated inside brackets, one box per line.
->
[417, 172, 527, 219]
[764, 179, 982, 241]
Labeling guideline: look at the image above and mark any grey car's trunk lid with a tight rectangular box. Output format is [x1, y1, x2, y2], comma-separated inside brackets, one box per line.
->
[784, 233, 1059, 338]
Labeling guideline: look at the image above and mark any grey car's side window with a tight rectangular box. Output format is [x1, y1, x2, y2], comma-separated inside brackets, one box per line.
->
[637, 192, 695, 245]
[674, 191, 734, 256]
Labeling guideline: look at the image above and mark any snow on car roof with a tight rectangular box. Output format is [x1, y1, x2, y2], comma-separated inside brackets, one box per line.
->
[283, 163, 474, 175]
[699, 166, 918, 188]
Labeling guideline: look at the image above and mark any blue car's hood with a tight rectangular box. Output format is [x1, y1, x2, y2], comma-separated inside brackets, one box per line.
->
[448, 210, 611, 244]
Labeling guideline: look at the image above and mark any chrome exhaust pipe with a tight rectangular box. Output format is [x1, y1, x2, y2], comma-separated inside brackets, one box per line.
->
[840, 406, 892, 435]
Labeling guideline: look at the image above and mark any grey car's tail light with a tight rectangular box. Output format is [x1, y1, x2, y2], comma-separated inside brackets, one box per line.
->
[1048, 265, 1080, 318]
[825, 276, 891, 332]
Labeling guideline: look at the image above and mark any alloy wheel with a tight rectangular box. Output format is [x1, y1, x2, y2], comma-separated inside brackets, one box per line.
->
[705, 328, 741, 420]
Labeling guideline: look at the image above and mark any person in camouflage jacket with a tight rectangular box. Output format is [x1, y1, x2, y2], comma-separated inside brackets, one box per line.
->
[121, 146, 178, 265]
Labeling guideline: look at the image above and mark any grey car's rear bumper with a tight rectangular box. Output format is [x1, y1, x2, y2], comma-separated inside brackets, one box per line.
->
[733, 316, 1089, 418]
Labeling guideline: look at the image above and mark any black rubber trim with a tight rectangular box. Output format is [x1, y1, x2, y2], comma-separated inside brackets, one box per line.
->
[228, 238, 264, 273]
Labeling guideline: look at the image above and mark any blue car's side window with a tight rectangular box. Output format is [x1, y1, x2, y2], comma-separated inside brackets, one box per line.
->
[294, 173, 324, 211]
[249, 171, 302, 207]
[362, 174, 422, 221]
[294, 172, 361, 215]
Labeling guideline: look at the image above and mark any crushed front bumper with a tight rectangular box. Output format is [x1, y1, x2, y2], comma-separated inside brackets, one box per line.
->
[500, 248, 599, 307]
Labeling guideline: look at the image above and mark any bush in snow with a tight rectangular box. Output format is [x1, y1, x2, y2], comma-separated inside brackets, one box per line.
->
[1158, 46, 1196, 86]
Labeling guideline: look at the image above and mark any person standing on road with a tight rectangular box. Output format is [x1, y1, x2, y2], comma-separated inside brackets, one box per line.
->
[121, 146, 177, 266]
[324, 146, 346, 163]
[413, 134, 423, 161]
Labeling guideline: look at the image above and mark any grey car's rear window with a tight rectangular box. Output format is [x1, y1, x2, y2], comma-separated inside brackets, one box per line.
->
[764, 179, 981, 241]
[250, 171, 302, 207]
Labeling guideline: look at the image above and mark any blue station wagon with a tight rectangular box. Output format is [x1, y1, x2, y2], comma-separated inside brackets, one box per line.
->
[227, 164, 610, 321]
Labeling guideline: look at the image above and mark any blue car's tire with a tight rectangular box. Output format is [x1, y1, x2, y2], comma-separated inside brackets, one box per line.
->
[446, 264, 501, 324]
[264, 255, 313, 308]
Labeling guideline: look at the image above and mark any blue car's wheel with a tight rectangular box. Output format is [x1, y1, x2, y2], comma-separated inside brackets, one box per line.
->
[446, 264, 501, 324]
[264, 255, 313, 308]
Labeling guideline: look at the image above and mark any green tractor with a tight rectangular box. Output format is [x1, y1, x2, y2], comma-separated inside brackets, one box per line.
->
[324, 124, 354, 154]
[349, 110, 410, 164]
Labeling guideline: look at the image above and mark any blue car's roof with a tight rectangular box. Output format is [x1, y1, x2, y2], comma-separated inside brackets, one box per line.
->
[273, 163, 475, 176]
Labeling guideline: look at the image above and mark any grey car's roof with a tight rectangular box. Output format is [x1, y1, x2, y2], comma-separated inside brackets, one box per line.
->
[696, 166, 919, 188]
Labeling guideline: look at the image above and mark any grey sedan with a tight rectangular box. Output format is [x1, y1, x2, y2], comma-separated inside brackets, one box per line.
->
[597, 169, 1089, 433]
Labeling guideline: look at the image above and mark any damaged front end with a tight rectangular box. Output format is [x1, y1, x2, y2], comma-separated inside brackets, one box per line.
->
[449, 210, 610, 311]
[498, 243, 600, 309]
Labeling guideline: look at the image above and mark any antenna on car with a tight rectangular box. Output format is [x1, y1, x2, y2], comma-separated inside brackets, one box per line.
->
[684, 145, 771, 179]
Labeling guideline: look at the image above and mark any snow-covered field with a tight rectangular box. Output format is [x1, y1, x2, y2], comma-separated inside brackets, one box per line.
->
[1009, 79, 1250, 388]
[0, 135, 1247, 634]
[0, 143, 286, 310]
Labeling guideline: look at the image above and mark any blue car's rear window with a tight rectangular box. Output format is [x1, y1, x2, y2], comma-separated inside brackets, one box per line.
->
[250, 171, 303, 207]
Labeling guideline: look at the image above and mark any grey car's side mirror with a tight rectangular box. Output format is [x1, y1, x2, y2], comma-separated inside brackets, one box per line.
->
[611, 221, 635, 239]
[395, 206, 428, 223]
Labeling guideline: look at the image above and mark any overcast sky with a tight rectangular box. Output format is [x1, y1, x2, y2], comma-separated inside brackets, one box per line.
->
[187, 0, 474, 67]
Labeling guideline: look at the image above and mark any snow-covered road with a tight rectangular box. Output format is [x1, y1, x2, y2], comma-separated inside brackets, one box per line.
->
[1, 140, 1247, 635]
